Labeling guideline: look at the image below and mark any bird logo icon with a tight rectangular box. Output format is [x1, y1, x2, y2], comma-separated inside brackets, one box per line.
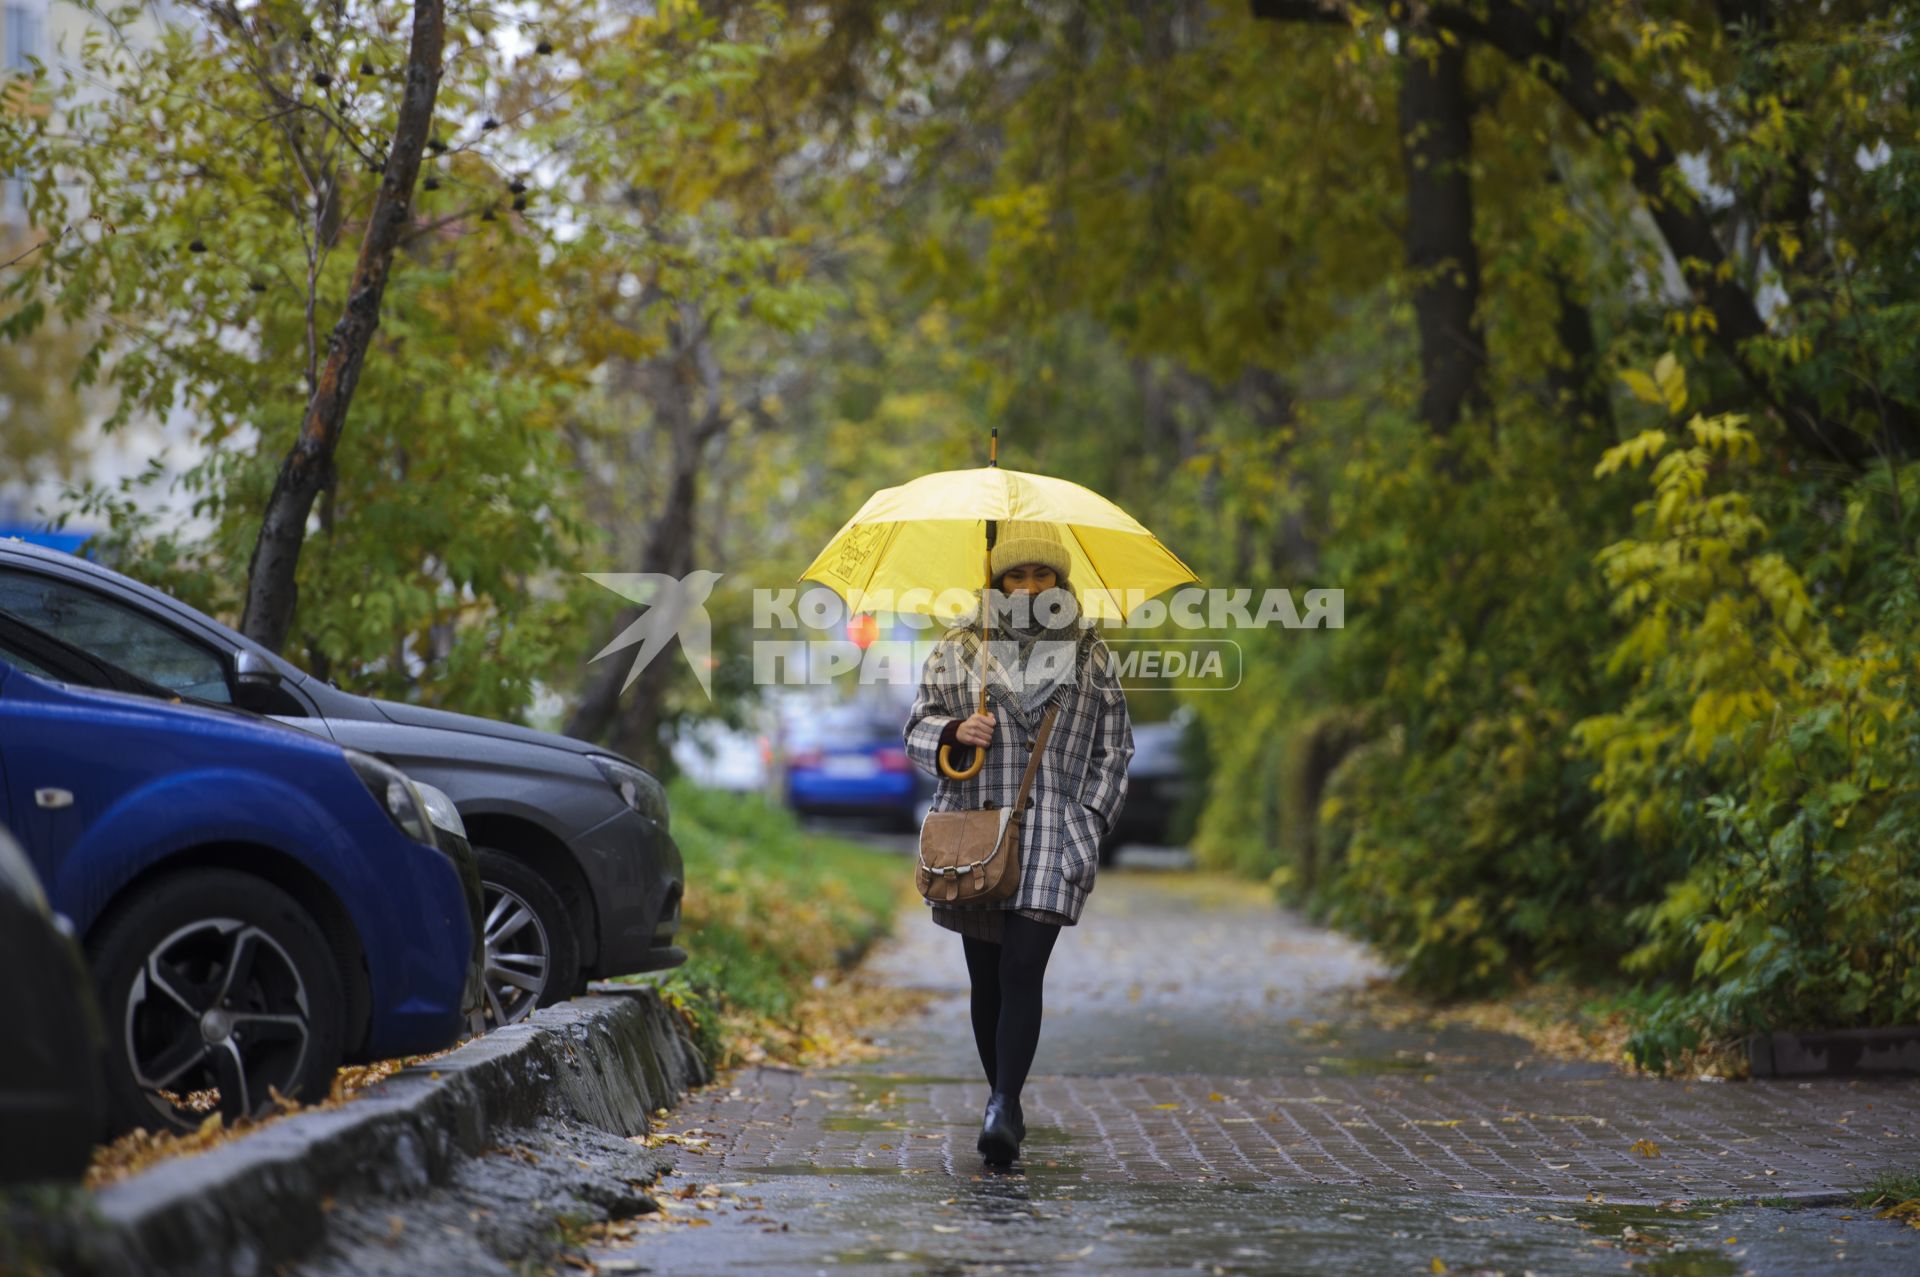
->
[583, 570, 725, 699]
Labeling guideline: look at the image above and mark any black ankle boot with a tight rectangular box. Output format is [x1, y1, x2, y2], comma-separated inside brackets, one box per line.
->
[979, 1084, 1025, 1140]
[978, 1091, 1021, 1166]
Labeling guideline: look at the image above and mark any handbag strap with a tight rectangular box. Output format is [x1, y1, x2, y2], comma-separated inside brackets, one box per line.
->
[917, 702, 1063, 888]
[1011, 701, 1061, 817]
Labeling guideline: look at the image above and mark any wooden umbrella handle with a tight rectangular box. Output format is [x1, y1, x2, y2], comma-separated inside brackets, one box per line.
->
[937, 680, 990, 779]
[938, 548, 994, 780]
[937, 737, 986, 781]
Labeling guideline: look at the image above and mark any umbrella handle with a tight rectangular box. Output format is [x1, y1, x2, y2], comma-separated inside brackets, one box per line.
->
[937, 741, 986, 780]
[937, 543, 995, 781]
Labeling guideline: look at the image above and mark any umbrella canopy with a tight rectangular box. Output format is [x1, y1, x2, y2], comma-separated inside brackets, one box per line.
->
[799, 465, 1199, 620]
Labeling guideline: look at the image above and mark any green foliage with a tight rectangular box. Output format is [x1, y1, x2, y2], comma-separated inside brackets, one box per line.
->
[10, 0, 1920, 1068]
[0, 255, 94, 499]
[1579, 360, 1920, 1069]
[632, 780, 903, 1066]
[875, 0, 1920, 1064]
[3, 2, 612, 712]
[1309, 421, 1643, 995]
[5, 2, 841, 718]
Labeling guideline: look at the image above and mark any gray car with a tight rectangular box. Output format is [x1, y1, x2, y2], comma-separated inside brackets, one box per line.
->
[0, 540, 686, 1023]
[1101, 704, 1200, 862]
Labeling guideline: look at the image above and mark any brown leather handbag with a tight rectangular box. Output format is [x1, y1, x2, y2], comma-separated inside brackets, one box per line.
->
[916, 702, 1060, 905]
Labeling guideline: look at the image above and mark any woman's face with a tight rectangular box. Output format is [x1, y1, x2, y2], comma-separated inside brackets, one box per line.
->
[999, 563, 1058, 595]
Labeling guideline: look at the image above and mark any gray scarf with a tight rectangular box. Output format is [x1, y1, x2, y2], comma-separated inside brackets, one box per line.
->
[956, 586, 1089, 729]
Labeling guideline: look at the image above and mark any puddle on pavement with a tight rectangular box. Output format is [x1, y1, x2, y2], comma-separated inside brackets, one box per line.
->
[1298, 1053, 1432, 1076]
[819, 1114, 909, 1133]
[1550, 1202, 1741, 1276]
[820, 1071, 975, 1089]
[748, 1163, 945, 1176]
[602, 1171, 1917, 1276]
[1621, 1251, 1741, 1277]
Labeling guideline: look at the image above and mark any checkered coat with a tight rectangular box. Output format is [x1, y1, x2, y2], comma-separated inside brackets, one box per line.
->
[904, 624, 1134, 929]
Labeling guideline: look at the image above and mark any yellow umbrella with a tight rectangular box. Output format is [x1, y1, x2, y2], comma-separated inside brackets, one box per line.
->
[799, 431, 1199, 778]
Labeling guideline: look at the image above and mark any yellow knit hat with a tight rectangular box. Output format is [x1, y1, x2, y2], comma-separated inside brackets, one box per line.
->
[989, 519, 1072, 581]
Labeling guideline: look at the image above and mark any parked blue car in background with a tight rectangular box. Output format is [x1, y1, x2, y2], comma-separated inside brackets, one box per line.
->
[0, 654, 476, 1135]
[782, 701, 928, 831]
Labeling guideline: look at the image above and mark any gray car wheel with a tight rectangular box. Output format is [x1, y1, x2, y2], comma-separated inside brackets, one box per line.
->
[474, 849, 579, 1026]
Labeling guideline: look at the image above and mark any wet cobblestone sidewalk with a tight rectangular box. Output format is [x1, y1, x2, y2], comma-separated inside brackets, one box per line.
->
[669, 1065, 1917, 1202]
[599, 864, 1920, 1275]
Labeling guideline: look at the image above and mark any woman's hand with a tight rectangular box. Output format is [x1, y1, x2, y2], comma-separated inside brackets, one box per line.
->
[955, 710, 996, 748]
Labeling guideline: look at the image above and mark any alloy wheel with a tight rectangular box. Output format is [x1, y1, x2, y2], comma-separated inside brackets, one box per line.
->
[480, 882, 551, 1025]
[125, 917, 312, 1124]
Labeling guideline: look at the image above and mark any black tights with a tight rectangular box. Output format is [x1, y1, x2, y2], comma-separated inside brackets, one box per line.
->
[960, 914, 1062, 1102]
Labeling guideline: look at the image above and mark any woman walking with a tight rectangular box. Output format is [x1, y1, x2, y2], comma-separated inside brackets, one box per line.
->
[902, 519, 1135, 1168]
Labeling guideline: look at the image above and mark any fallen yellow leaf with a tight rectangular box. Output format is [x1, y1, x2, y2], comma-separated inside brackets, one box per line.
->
[1875, 1199, 1920, 1231]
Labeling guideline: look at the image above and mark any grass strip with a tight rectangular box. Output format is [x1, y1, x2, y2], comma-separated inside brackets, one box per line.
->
[622, 780, 920, 1069]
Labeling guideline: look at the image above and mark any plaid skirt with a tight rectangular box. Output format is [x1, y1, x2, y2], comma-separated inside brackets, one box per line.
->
[929, 902, 1075, 943]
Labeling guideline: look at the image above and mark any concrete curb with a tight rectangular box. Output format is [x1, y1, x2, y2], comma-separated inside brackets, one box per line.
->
[36, 987, 708, 1277]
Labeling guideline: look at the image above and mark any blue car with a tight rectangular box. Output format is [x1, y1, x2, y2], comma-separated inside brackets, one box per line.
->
[782, 702, 927, 831]
[0, 653, 476, 1135]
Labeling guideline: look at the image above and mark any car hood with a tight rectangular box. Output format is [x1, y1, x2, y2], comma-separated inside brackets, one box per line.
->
[32, 675, 341, 758]
[370, 698, 608, 759]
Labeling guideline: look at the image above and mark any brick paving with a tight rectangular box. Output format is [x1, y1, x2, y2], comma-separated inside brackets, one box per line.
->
[598, 862, 1920, 1275]
[661, 868, 1919, 1205]
[684, 1065, 1918, 1202]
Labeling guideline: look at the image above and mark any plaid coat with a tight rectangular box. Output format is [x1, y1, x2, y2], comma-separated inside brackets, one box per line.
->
[904, 624, 1134, 930]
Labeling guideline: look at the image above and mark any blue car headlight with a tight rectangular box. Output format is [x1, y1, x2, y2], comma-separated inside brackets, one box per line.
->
[412, 779, 467, 842]
[344, 748, 433, 846]
[589, 754, 669, 831]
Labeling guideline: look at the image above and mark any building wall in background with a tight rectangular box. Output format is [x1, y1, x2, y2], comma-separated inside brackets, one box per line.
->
[1, 2, 203, 543]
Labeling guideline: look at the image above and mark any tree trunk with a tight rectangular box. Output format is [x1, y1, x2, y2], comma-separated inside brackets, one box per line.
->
[1398, 28, 1487, 442]
[239, 0, 447, 652]
[565, 306, 729, 768]
[1425, 0, 1878, 465]
[1548, 271, 1611, 436]
[1251, 0, 1898, 466]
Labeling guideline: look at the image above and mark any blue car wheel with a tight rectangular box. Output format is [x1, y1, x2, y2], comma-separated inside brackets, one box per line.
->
[88, 869, 346, 1134]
